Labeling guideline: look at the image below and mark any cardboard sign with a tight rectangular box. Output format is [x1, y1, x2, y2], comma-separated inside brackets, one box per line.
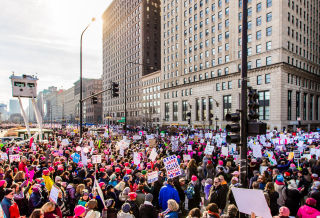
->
[163, 155, 181, 178]
[9, 154, 20, 162]
[288, 152, 294, 160]
[147, 171, 158, 183]
[73, 153, 80, 163]
[149, 139, 156, 147]
[294, 150, 301, 159]
[149, 148, 158, 162]
[194, 135, 199, 142]
[92, 155, 102, 164]
[49, 184, 60, 204]
[183, 154, 191, 161]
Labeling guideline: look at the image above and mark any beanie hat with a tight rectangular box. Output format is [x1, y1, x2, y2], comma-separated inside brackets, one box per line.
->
[115, 168, 120, 173]
[106, 185, 114, 191]
[0, 180, 6, 187]
[99, 182, 105, 188]
[126, 169, 132, 174]
[191, 175, 197, 181]
[128, 192, 137, 200]
[207, 160, 212, 165]
[145, 193, 153, 202]
[48, 167, 54, 172]
[124, 162, 129, 167]
[290, 163, 295, 168]
[277, 175, 284, 182]
[123, 187, 131, 196]
[279, 207, 290, 216]
[55, 176, 62, 183]
[141, 170, 147, 175]
[5, 188, 13, 196]
[306, 198, 317, 206]
[86, 199, 97, 209]
[74, 205, 86, 216]
[284, 172, 290, 177]
[105, 199, 114, 208]
[123, 175, 130, 182]
[218, 161, 223, 165]
[43, 169, 50, 176]
[100, 168, 105, 172]
[122, 203, 131, 213]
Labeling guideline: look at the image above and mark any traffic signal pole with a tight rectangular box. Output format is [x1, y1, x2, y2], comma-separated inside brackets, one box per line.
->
[240, 0, 248, 188]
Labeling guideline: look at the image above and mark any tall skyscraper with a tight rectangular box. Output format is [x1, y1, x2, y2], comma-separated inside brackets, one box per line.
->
[161, 0, 320, 131]
[9, 99, 21, 114]
[102, 0, 161, 126]
[0, 104, 7, 121]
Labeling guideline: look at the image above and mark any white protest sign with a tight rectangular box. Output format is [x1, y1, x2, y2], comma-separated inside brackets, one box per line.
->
[147, 171, 158, 183]
[252, 145, 262, 158]
[62, 139, 69, 145]
[134, 152, 140, 165]
[228, 144, 236, 154]
[163, 155, 181, 178]
[183, 154, 191, 161]
[0, 153, 8, 160]
[260, 166, 268, 175]
[204, 144, 214, 155]
[92, 155, 102, 164]
[104, 132, 109, 138]
[90, 141, 94, 147]
[266, 151, 277, 165]
[9, 154, 20, 162]
[222, 146, 228, 156]
[94, 179, 106, 207]
[187, 145, 192, 151]
[232, 188, 272, 218]
[49, 184, 60, 204]
[133, 135, 141, 140]
[149, 148, 158, 162]
[294, 150, 301, 159]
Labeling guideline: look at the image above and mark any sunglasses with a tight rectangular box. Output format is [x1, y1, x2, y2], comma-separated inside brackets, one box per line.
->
[214, 181, 219, 184]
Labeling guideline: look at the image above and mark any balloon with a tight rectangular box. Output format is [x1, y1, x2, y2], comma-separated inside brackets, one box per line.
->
[76, 146, 81, 151]
[83, 147, 89, 153]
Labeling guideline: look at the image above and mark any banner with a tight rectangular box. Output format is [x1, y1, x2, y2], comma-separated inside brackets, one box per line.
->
[163, 155, 181, 178]
[147, 171, 158, 183]
[9, 154, 20, 162]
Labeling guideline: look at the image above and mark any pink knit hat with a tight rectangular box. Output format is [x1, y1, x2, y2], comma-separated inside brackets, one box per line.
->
[218, 161, 223, 165]
[0, 180, 6, 187]
[48, 167, 54, 172]
[279, 207, 290, 216]
[99, 182, 105, 188]
[74, 205, 86, 216]
[191, 175, 197, 181]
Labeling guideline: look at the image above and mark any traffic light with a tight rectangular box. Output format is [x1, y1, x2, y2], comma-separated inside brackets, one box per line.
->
[225, 112, 241, 144]
[91, 93, 98, 104]
[186, 112, 191, 117]
[209, 113, 213, 125]
[248, 87, 259, 120]
[112, 82, 119, 98]
[188, 119, 191, 125]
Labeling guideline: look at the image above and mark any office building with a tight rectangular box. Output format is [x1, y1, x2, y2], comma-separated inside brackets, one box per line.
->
[161, 0, 320, 131]
[9, 99, 20, 115]
[0, 104, 7, 121]
[84, 79, 103, 125]
[102, 0, 161, 126]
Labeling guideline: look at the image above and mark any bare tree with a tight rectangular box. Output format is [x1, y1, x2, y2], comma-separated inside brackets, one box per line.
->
[141, 105, 159, 127]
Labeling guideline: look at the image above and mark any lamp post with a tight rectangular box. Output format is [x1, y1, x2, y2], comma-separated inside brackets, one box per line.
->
[105, 115, 111, 134]
[80, 17, 96, 138]
[124, 61, 154, 136]
[215, 116, 219, 131]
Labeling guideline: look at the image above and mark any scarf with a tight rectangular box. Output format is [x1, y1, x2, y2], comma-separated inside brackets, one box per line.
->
[208, 210, 220, 218]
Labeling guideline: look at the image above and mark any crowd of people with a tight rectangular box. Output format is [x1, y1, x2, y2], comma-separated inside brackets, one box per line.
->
[0, 126, 319, 218]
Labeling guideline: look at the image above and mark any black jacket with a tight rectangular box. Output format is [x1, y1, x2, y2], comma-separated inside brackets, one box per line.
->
[139, 203, 158, 218]
[312, 165, 320, 177]
[187, 167, 198, 181]
[125, 199, 139, 218]
[311, 191, 320, 212]
[285, 189, 301, 216]
[208, 185, 227, 210]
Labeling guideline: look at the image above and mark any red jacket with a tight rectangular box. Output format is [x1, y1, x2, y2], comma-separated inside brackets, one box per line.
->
[18, 162, 26, 172]
[8, 202, 20, 218]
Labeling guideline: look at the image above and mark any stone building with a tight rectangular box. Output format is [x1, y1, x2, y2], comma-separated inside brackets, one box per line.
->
[160, 0, 320, 131]
[84, 79, 103, 125]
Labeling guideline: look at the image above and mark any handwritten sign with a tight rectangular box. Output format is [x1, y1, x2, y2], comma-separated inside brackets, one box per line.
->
[73, 153, 80, 164]
[92, 155, 102, 164]
[49, 184, 60, 204]
[9, 154, 20, 162]
[163, 155, 181, 178]
[183, 154, 191, 161]
[1, 153, 8, 160]
[133, 135, 141, 140]
[147, 171, 158, 183]
[294, 150, 301, 159]
[134, 152, 140, 165]
[149, 139, 156, 147]
[204, 144, 214, 155]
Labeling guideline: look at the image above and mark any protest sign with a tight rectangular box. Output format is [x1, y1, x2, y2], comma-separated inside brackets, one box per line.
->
[147, 171, 158, 183]
[9, 154, 20, 162]
[163, 155, 181, 178]
[133, 135, 141, 140]
[260, 166, 268, 175]
[194, 135, 198, 142]
[134, 152, 140, 165]
[149, 139, 156, 147]
[232, 188, 272, 218]
[94, 179, 106, 207]
[288, 152, 294, 160]
[222, 146, 228, 156]
[92, 155, 102, 164]
[49, 184, 60, 204]
[183, 154, 191, 161]
[1, 153, 8, 160]
[149, 148, 158, 162]
[73, 153, 80, 164]
[252, 145, 262, 158]
[229, 144, 236, 154]
[266, 151, 277, 165]
[294, 150, 301, 159]
[204, 145, 214, 155]
[62, 139, 69, 145]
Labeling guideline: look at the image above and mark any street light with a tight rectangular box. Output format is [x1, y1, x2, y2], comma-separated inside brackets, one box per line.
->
[215, 116, 219, 131]
[80, 17, 95, 138]
[124, 61, 154, 135]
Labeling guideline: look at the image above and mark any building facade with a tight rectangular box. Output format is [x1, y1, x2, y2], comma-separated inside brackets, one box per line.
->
[84, 79, 103, 125]
[160, 0, 320, 131]
[9, 99, 20, 115]
[64, 87, 75, 123]
[102, 0, 161, 126]
[0, 104, 7, 122]
[141, 70, 161, 127]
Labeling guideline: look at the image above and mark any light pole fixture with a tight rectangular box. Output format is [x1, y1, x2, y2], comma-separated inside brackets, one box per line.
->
[80, 17, 95, 138]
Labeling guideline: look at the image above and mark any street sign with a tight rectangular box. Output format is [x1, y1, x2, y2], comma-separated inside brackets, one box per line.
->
[117, 120, 125, 123]
[121, 117, 125, 120]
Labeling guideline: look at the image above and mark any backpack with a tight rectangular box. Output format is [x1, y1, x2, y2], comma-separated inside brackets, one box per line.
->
[186, 183, 195, 199]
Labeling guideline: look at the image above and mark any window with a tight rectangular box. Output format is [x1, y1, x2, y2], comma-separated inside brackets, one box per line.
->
[182, 100, 188, 121]
[248, 47, 252, 56]
[310, 95, 313, 120]
[296, 92, 300, 120]
[256, 44, 261, 53]
[266, 41, 272, 50]
[303, 93, 307, 120]
[259, 91, 270, 120]
[265, 74, 270, 83]
[222, 82, 226, 90]
[266, 56, 272, 65]
[216, 83, 220, 91]
[225, 7, 229, 15]
[173, 102, 178, 121]
[267, 0, 272, 7]
[257, 17, 262, 26]
[257, 75, 262, 85]
[228, 81, 232, 89]
[257, 3, 262, 12]
[266, 27, 272, 36]
[288, 90, 292, 120]
[196, 99, 200, 121]
[225, 67, 229, 74]
[248, 21, 252, 29]
[165, 103, 169, 121]
[256, 31, 261, 39]
[248, 61, 252, 69]
[267, 13, 272, 22]
[202, 99, 206, 121]
[223, 95, 232, 120]
[239, 12, 242, 20]
[256, 59, 261, 67]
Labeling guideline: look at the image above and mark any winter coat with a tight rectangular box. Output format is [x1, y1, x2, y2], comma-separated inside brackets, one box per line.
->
[277, 161, 291, 174]
[297, 205, 320, 218]
[29, 192, 44, 214]
[311, 191, 320, 212]
[116, 211, 135, 218]
[66, 185, 76, 205]
[5, 176, 13, 188]
[204, 183, 212, 200]
[285, 189, 301, 216]
[208, 185, 227, 210]
[18, 162, 27, 172]
[106, 207, 117, 218]
[298, 176, 311, 196]
[135, 190, 145, 208]
[188, 183, 201, 210]
[44, 206, 62, 218]
[158, 184, 180, 211]
[206, 166, 215, 180]
[139, 203, 158, 218]
[1, 197, 20, 218]
[43, 175, 54, 191]
[153, 176, 164, 202]
[274, 181, 287, 206]
[187, 167, 198, 181]
[125, 199, 139, 218]
[0, 187, 5, 202]
[312, 164, 320, 177]
[197, 166, 205, 179]
[164, 211, 179, 218]
[266, 191, 279, 216]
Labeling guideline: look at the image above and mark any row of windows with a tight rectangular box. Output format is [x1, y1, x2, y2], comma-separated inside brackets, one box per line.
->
[287, 73, 320, 91]
[143, 93, 161, 100]
[164, 89, 193, 99]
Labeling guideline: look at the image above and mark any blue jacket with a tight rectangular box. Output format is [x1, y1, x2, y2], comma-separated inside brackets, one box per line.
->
[164, 211, 179, 218]
[28, 192, 43, 214]
[159, 184, 180, 211]
[1, 197, 13, 218]
[277, 161, 291, 173]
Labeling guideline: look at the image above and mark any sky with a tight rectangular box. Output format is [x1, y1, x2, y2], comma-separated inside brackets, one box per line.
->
[0, 0, 112, 110]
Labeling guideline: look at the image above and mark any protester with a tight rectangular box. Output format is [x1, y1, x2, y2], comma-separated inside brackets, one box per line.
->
[139, 193, 158, 218]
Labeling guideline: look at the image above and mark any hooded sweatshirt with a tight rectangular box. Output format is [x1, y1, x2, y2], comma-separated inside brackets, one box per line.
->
[297, 205, 320, 218]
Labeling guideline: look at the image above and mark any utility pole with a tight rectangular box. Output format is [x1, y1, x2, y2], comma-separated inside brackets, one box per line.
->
[240, 0, 248, 188]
